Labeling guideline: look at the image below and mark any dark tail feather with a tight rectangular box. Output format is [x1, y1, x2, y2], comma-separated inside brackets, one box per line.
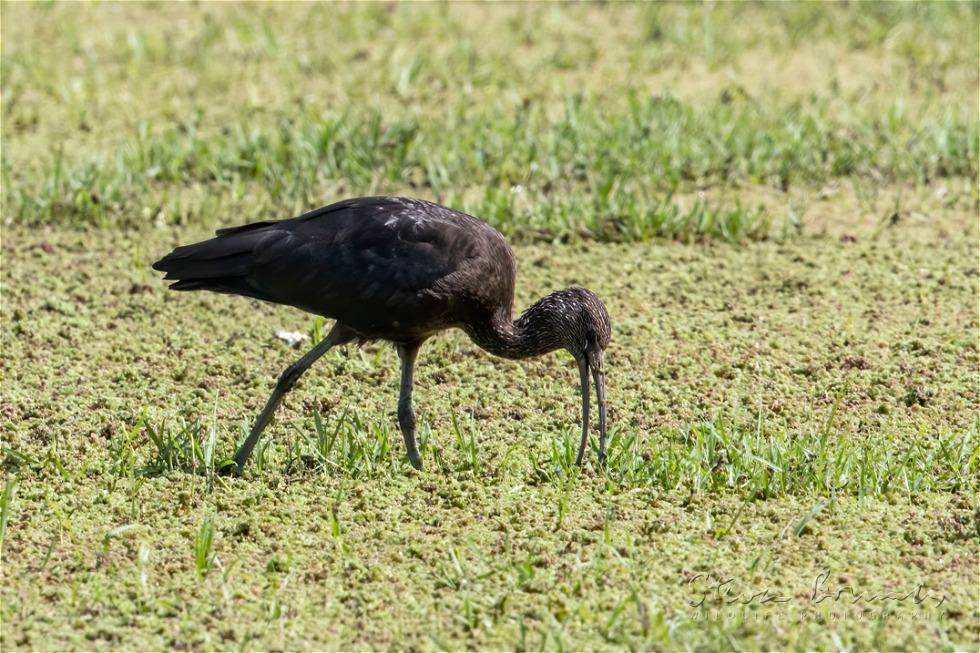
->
[167, 277, 262, 299]
[152, 226, 277, 297]
[168, 279, 213, 291]
[214, 220, 279, 236]
[155, 251, 255, 280]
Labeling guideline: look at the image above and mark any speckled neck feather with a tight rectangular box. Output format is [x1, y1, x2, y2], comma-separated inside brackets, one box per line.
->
[464, 287, 611, 360]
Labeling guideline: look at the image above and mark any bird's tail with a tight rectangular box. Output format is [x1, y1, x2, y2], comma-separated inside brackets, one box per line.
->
[152, 222, 276, 297]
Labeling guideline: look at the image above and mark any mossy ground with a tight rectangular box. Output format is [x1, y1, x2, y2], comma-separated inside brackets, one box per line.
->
[2, 3, 978, 651]
[3, 210, 977, 650]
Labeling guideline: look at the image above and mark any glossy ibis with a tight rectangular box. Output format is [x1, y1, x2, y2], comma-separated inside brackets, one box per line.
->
[153, 197, 611, 472]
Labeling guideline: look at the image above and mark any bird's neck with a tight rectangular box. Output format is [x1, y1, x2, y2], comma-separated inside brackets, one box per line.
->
[465, 296, 564, 360]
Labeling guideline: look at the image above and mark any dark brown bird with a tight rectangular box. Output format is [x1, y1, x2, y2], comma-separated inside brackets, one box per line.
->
[153, 197, 611, 472]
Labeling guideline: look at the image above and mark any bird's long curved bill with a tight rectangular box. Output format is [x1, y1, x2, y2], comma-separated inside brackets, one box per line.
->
[593, 369, 607, 463]
[576, 358, 608, 466]
[576, 359, 590, 466]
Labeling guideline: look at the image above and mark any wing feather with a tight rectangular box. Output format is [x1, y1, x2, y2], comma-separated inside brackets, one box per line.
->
[154, 197, 495, 335]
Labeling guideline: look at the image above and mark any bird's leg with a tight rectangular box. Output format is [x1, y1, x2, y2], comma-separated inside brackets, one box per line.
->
[225, 323, 353, 475]
[396, 341, 424, 470]
[575, 357, 591, 466]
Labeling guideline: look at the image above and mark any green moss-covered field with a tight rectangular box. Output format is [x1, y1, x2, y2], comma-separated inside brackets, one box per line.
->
[2, 3, 978, 651]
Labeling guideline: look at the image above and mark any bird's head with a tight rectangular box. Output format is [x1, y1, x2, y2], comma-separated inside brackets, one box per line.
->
[519, 286, 611, 463]
[550, 286, 611, 363]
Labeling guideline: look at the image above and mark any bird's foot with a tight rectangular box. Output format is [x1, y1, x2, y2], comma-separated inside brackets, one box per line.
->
[216, 460, 242, 477]
[407, 449, 423, 471]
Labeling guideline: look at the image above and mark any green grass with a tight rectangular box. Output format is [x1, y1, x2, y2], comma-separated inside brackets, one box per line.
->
[193, 512, 217, 579]
[0, 477, 15, 558]
[2, 2, 979, 651]
[4, 94, 975, 237]
[100, 407, 980, 497]
[3, 2, 978, 239]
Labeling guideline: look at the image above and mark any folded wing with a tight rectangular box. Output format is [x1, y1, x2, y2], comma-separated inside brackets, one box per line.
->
[152, 197, 485, 333]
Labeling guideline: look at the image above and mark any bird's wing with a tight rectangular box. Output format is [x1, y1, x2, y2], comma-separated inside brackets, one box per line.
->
[157, 197, 490, 331]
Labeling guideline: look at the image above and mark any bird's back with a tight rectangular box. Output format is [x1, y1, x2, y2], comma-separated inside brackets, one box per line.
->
[153, 197, 517, 342]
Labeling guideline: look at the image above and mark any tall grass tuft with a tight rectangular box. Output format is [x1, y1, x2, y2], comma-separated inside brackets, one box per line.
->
[599, 418, 979, 498]
[0, 478, 16, 560]
[286, 409, 402, 477]
[141, 409, 233, 479]
[194, 512, 217, 579]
